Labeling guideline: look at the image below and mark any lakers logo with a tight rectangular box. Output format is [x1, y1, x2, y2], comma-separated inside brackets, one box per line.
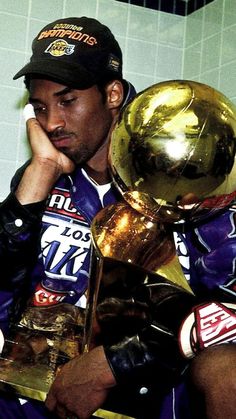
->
[45, 39, 75, 57]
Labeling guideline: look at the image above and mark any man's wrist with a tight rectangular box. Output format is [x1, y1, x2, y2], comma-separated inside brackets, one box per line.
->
[93, 346, 117, 388]
[15, 159, 62, 204]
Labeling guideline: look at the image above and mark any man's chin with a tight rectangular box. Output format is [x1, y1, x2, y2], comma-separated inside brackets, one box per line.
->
[62, 149, 88, 166]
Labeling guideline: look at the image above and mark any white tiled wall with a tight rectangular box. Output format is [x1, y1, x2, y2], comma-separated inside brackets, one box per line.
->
[183, 0, 236, 103]
[0, 0, 235, 200]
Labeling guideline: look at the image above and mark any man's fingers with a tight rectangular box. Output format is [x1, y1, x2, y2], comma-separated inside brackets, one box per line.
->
[23, 103, 50, 142]
[45, 391, 57, 411]
[23, 103, 44, 135]
[23, 103, 36, 122]
[46, 390, 73, 418]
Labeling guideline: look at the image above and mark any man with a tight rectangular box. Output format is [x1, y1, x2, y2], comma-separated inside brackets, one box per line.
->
[0, 16, 139, 419]
[0, 13, 194, 417]
[0, 14, 199, 419]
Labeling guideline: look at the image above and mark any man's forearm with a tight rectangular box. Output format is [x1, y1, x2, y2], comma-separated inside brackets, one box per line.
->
[15, 158, 62, 205]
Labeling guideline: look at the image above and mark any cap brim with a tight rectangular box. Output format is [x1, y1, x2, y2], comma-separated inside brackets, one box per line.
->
[13, 59, 97, 89]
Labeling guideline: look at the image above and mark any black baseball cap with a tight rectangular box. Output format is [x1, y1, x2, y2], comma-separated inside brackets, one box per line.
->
[13, 16, 125, 89]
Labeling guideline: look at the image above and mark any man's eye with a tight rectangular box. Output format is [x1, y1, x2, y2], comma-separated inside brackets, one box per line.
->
[33, 105, 46, 114]
[61, 98, 75, 105]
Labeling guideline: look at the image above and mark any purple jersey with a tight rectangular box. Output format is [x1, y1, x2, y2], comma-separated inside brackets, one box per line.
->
[175, 205, 236, 301]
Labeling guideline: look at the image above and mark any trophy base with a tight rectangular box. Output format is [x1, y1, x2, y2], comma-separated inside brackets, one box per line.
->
[0, 324, 80, 401]
[0, 303, 84, 401]
[0, 304, 135, 419]
[0, 360, 53, 401]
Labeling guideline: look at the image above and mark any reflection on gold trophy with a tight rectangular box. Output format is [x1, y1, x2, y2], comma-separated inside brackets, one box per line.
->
[0, 80, 236, 418]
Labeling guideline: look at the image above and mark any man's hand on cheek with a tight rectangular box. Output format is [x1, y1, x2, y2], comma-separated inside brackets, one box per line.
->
[45, 345, 116, 419]
[24, 104, 75, 175]
[15, 104, 76, 205]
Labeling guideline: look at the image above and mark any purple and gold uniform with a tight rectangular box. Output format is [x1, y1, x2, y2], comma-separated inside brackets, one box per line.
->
[175, 206, 236, 301]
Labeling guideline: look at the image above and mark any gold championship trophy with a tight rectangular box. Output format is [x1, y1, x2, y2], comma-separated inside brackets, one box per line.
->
[0, 80, 236, 418]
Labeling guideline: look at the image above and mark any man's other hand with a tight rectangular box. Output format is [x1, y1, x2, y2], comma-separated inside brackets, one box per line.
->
[45, 345, 116, 419]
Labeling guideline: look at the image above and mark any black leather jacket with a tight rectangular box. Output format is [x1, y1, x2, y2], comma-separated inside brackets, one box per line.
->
[0, 165, 196, 418]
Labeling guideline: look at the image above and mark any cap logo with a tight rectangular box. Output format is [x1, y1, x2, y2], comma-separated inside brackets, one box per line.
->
[45, 39, 75, 57]
[108, 54, 120, 72]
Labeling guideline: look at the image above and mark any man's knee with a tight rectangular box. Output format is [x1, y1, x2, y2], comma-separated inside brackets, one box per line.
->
[186, 344, 236, 418]
[189, 344, 236, 393]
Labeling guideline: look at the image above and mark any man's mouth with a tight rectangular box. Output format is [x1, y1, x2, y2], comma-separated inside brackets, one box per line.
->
[50, 134, 72, 148]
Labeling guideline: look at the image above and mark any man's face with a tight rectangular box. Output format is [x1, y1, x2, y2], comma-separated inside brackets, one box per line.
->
[28, 79, 114, 165]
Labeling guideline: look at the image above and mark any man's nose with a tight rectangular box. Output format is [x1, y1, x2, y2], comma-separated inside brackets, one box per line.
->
[45, 109, 66, 133]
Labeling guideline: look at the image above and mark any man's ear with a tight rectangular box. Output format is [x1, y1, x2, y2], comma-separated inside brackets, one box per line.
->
[106, 80, 124, 110]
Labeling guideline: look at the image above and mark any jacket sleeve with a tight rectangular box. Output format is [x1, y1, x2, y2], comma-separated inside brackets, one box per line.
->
[0, 192, 45, 287]
[0, 187, 46, 327]
[102, 282, 197, 395]
[0, 159, 46, 289]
